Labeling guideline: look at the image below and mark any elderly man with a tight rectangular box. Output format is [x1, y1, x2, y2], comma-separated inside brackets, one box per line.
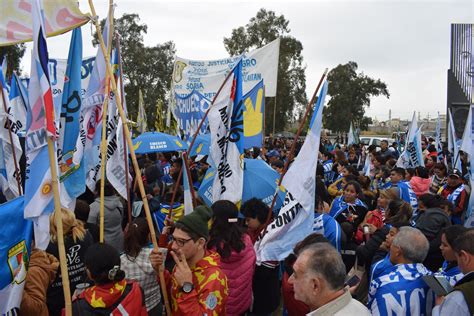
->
[433, 228, 474, 315]
[368, 226, 434, 315]
[288, 242, 370, 315]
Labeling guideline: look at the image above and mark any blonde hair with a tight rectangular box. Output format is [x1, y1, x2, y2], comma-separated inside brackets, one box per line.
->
[50, 208, 86, 243]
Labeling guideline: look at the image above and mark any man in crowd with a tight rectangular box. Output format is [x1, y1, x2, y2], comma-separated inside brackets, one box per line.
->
[289, 242, 370, 315]
[379, 140, 395, 161]
[438, 169, 468, 224]
[149, 206, 228, 315]
[433, 228, 474, 315]
[387, 167, 418, 213]
[368, 227, 433, 315]
[321, 151, 335, 186]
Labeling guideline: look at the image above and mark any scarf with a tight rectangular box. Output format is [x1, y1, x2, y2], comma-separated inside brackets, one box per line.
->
[329, 196, 367, 219]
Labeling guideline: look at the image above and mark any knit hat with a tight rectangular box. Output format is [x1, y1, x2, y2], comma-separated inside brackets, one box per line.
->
[176, 205, 213, 239]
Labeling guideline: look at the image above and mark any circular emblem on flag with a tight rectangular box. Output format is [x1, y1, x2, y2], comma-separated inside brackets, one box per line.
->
[42, 183, 52, 195]
[205, 293, 217, 310]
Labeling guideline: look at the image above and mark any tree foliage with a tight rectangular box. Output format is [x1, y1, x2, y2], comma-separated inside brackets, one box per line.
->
[323, 61, 389, 133]
[0, 44, 26, 80]
[94, 14, 175, 130]
[223, 9, 307, 135]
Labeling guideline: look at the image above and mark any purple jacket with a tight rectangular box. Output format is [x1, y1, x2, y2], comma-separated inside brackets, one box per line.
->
[218, 234, 256, 316]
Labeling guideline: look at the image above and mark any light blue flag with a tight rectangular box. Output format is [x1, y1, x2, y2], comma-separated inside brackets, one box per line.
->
[8, 73, 28, 136]
[243, 79, 264, 149]
[0, 197, 33, 314]
[464, 106, 474, 227]
[58, 27, 85, 208]
[175, 90, 210, 140]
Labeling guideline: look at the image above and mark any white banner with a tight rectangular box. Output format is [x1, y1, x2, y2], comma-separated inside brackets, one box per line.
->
[48, 56, 95, 111]
[172, 38, 279, 101]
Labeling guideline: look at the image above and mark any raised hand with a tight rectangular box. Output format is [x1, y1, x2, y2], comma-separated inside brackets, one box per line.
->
[170, 249, 193, 287]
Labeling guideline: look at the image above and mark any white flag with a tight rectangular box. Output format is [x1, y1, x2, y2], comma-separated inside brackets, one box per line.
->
[255, 81, 328, 263]
[448, 109, 462, 171]
[208, 61, 244, 204]
[396, 112, 424, 168]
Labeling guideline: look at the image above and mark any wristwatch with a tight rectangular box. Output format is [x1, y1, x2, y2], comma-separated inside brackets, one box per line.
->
[181, 282, 194, 293]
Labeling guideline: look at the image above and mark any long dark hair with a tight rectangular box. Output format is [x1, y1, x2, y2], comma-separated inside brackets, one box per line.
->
[207, 200, 245, 259]
[124, 218, 150, 259]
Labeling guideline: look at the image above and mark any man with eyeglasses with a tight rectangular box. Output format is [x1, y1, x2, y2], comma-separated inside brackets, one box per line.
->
[150, 205, 228, 315]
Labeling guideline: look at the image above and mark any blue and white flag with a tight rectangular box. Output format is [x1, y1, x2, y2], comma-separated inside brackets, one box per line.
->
[368, 263, 434, 316]
[175, 90, 210, 140]
[0, 197, 33, 315]
[347, 121, 359, 145]
[448, 109, 462, 171]
[255, 81, 327, 263]
[463, 105, 474, 227]
[8, 73, 28, 136]
[397, 181, 418, 213]
[208, 60, 244, 204]
[73, 11, 112, 193]
[58, 27, 85, 209]
[25, 0, 58, 250]
[243, 79, 264, 149]
[105, 47, 131, 200]
[396, 112, 424, 168]
[363, 151, 372, 177]
[0, 63, 22, 199]
[435, 113, 443, 163]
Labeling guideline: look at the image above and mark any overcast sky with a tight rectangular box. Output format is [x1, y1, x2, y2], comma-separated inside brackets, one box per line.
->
[20, 0, 473, 121]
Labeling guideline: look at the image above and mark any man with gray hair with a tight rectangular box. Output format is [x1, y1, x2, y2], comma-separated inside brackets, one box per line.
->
[368, 226, 435, 316]
[288, 242, 370, 315]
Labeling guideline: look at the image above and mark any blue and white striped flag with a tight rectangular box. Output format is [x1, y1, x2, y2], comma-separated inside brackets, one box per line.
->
[0, 64, 22, 200]
[8, 73, 28, 136]
[24, 0, 58, 250]
[396, 112, 424, 168]
[58, 28, 85, 209]
[255, 80, 328, 262]
[462, 106, 474, 227]
[448, 109, 462, 171]
[73, 11, 112, 193]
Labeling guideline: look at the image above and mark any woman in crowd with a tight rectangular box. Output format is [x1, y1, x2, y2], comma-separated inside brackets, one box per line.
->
[88, 181, 124, 252]
[437, 225, 467, 285]
[70, 243, 147, 315]
[46, 209, 93, 316]
[430, 162, 448, 194]
[120, 217, 161, 315]
[329, 181, 368, 229]
[410, 166, 432, 197]
[207, 200, 256, 316]
[354, 189, 398, 244]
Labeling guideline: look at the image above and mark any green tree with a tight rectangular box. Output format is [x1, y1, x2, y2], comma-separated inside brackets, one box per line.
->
[0, 44, 26, 80]
[323, 62, 389, 133]
[223, 9, 307, 135]
[95, 14, 175, 129]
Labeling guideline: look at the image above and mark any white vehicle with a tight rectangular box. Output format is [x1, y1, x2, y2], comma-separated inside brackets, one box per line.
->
[359, 136, 396, 148]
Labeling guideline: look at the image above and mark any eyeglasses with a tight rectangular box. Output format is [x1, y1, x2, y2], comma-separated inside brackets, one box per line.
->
[170, 236, 193, 247]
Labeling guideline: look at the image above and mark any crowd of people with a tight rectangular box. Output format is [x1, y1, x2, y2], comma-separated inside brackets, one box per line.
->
[16, 136, 474, 315]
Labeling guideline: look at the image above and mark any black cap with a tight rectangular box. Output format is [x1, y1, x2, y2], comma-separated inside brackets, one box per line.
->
[449, 169, 462, 178]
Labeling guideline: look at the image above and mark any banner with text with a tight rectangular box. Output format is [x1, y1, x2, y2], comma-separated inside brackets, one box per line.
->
[172, 38, 279, 102]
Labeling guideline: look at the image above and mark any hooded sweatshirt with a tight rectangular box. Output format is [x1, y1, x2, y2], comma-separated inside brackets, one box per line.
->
[410, 176, 432, 197]
[88, 195, 124, 252]
[20, 249, 59, 316]
[120, 247, 161, 311]
[69, 280, 147, 315]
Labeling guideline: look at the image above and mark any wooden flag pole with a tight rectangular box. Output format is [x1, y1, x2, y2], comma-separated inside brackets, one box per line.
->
[116, 33, 132, 225]
[0, 80, 22, 195]
[261, 69, 328, 234]
[99, 0, 114, 243]
[47, 137, 72, 316]
[88, 1, 170, 314]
